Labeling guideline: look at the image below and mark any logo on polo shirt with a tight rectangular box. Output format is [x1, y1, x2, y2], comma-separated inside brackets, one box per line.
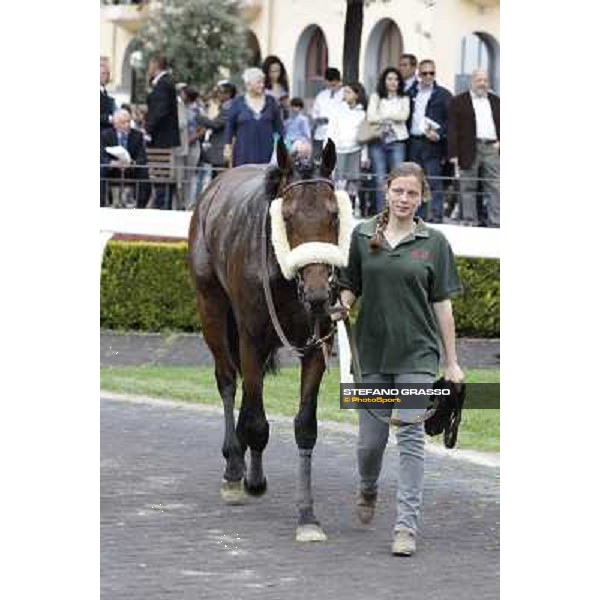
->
[411, 249, 430, 260]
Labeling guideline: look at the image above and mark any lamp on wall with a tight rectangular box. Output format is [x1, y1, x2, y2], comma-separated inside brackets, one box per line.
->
[129, 49, 144, 70]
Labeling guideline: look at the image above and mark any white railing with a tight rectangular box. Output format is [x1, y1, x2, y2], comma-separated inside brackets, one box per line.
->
[100, 207, 500, 380]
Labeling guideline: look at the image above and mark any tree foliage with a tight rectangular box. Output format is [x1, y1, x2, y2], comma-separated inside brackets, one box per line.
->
[138, 0, 247, 93]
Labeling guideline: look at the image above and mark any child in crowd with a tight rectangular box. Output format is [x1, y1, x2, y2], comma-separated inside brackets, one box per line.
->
[326, 82, 368, 216]
[284, 97, 312, 150]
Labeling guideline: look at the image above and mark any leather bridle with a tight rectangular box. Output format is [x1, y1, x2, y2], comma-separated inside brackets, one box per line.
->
[261, 177, 338, 359]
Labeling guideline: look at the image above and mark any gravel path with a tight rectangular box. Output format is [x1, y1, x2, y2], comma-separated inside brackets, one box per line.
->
[101, 396, 499, 600]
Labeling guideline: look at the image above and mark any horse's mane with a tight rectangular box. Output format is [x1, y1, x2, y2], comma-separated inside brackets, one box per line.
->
[264, 166, 283, 200]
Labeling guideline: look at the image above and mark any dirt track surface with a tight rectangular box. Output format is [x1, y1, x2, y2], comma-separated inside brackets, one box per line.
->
[101, 397, 499, 600]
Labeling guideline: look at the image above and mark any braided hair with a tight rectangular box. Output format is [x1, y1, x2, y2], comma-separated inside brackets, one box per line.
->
[369, 162, 431, 252]
[369, 206, 390, 252]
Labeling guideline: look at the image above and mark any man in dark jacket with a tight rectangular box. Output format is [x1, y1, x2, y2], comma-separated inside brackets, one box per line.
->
[407, 59, 453, 223]
[448, 69, 500, 227]
[146, 54, 180, 209]
[101, 109, 150, 208]
[146, 55, 180, 148]
[100, 59, 116, 132]
[398, 53, 419, 96]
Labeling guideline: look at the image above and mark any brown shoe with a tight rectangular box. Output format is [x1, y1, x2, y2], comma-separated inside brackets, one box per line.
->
[392, 529, 416, 556]
[356, 490, 377, 524]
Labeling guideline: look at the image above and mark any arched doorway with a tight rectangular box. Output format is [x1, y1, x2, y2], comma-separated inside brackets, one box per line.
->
[455, 32, 500, 94]
[121, 38, 145, 104]
[244, 30, 262, 68]
[293, 25, 329, 101]
[363, 18, 403, 94]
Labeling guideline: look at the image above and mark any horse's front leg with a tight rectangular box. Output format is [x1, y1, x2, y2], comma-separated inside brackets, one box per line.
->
[295, 346, 328, 542]
[236, 333, 270, 497]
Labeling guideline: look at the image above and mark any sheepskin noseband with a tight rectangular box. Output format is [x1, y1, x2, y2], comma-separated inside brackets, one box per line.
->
[268, 190, 353, 280]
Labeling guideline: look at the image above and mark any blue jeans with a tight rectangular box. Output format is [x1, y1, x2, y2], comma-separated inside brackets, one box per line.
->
[357, 372, 434, 534]
[369, 141, 406, 213]
[408, 137, 444, 222]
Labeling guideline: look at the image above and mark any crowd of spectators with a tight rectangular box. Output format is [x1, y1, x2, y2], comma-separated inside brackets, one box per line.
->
[100, 52, 500, 227]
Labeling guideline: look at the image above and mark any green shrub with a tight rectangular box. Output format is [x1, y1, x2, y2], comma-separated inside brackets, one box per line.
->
[100, 241, 499, 337]
[101, 241, 199, 332]
[454, 258, 500, 337]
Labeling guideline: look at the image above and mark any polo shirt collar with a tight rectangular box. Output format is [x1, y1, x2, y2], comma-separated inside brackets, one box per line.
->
[356, 216, 430, 239]
[414, 218, 430, 238]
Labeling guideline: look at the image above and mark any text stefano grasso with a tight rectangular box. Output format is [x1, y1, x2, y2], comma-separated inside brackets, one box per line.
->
[268, 190, 353, 280]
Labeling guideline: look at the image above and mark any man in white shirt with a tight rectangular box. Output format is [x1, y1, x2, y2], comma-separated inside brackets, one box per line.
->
[311, 67, 344, 161]
[447, 69, 500, 227]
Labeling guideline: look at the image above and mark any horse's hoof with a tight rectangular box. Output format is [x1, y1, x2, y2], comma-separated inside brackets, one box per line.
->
[295, 524, 328, 542]
[243, 476, 268, 497]
[220, 480, 245, 505]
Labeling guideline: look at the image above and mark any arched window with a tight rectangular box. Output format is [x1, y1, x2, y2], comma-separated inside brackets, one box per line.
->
[363, 19, 403, 94]
[305, 27, 328, 98]
[456, 32, 500, 94]
[293, 25, 329, 100]
[121, 38, 144, 104]
[244, 30, 261, 68]
[378, 20, 402, 71]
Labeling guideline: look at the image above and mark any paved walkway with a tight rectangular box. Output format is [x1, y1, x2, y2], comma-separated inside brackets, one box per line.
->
[101, 332, 500, 369]
[101, 396, 499, 600]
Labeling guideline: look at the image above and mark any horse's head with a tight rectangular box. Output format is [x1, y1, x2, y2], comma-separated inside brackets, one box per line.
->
[269, 138, 352, 315]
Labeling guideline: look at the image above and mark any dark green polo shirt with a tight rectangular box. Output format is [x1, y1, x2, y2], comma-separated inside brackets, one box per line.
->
[339, 217, 462, 376]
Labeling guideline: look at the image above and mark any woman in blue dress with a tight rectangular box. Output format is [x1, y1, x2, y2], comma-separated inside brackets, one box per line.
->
[223, 67, 284, 167]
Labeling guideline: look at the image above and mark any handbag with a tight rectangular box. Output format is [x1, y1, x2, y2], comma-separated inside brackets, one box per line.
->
[357, 119, 382, 145]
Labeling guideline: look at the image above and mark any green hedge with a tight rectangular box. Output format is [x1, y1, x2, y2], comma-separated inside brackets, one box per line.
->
[101, 241, 499, 337]
[454, 257, 500, 337]
[101, 242, 199, 332]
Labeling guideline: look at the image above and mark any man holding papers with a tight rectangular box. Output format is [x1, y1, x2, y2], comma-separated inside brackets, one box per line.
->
[407, 59, 452, 223]
[101, 109, 150, 208]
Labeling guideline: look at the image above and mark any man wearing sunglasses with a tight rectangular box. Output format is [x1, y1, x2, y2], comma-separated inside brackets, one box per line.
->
[407, 59, 452, 224]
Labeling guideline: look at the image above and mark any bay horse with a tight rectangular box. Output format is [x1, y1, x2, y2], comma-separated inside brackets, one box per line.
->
[188, 139, 352, 542]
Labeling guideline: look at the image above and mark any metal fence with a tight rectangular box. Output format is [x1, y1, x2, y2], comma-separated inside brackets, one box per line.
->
[100, 163, 499, 224]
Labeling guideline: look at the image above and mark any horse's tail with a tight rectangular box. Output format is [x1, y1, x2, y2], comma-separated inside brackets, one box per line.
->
[226, 308, 241, 375]
[263, 350, 279, 376]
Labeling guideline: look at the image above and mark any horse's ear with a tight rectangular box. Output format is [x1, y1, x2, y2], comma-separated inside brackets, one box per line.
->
[276, 136, 292, 174]
[320, 138, 337, 178]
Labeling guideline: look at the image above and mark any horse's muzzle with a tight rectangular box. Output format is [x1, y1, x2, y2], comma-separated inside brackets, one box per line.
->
[299, 264, 335, 315]
[303, 288, 330, 312]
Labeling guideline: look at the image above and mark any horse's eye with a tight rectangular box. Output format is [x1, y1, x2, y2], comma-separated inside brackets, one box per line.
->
[331, 213, 339, 226]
